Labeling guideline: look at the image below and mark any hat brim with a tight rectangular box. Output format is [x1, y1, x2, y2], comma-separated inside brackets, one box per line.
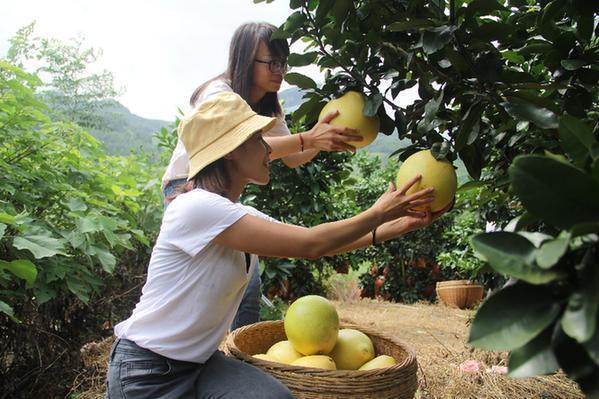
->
[187, 114, 277, 180]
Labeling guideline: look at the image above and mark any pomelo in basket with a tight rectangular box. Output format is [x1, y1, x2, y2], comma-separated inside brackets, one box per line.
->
[284, 295, 339, 355]
[395, 149, 457, 212]
[266, 340, 303, 364]
[291, 355, 337, 370]
[253, 353, 277, 362]
[358, 354, 397, 370]
[329, 328, 375, 370]
[318, 91, 380, 148]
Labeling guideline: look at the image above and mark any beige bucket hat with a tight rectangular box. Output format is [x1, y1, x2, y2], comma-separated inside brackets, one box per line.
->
[178, 91, 277, 180]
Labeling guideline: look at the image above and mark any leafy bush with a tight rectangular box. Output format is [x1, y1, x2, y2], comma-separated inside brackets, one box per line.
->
[468, 116, 599, 395]
[0, 59, 163, 397]
[436, 210, 486, 281]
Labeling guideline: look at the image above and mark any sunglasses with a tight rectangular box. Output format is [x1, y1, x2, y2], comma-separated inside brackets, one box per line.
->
[254, 59, 289, 74]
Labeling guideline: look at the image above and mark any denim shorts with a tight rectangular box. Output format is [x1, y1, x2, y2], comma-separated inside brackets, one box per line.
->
[106, 338, 295, 399]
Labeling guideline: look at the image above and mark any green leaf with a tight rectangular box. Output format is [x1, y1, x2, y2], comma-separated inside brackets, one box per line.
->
[0, 300, 19, 323]
[535, 236, 569, 269]
[89, 245, 116, 273]
[561, 250, 599, 342]
[0, 212, 16, 225]
[284, 72, 317, 90]
[466, 0, 506, 17]
[363, 93, 383, 117]
[583, 327, 599, 365]
[469, 283, 562, 351]
[76, 216, 99, 233]
[509, 155, 599, 230]
[471, 232, 564, 284]
[66, 198, 87, 212]
[287, 52, 319, 67]
[422, 26, 455, 55]
[457, 180, 488, 192]
[0, 223, 6, 240]
[388, 19, 436, 31]
[559, 115, 594, 167]
[552, 325, 599, 395]
[0, 259, 37, 285]
[561, 59, 586, 71]
[66, 276, 90, 303]
[131, 229, 149, 246]
[508, 327, 559, 378]
[501, 102, 558, 129]
[12, 234, 67, 259]
[456, 102, 482, 151]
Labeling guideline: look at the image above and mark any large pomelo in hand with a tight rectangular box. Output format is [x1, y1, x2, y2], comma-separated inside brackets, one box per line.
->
[329, 328, 375, 370]
[318, 91, 380, 148]
[266, 340, 303, 364]
[291, 355, 337, 370]
[395, 150, 457, 212]
[284, 295, 339, 355]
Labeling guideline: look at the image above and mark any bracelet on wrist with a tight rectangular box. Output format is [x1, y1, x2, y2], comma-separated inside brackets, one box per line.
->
[372, 227, 378, 246]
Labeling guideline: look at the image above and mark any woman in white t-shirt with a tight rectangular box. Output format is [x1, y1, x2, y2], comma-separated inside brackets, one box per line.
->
[162, 22, 363, 331]
[108, 92, 447, 398]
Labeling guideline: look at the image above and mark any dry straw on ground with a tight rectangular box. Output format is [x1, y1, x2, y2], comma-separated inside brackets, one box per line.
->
[70, 299, 584, 399]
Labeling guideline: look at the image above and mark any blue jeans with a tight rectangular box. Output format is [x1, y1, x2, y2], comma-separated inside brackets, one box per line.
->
[163, 179, 262, 330]
[106, 338, 294, 398]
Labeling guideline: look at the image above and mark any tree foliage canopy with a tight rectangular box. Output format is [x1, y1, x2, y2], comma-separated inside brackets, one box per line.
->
[267, 0, 599, 394]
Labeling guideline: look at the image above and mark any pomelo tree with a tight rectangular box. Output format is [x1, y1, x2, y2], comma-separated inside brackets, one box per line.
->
[263, 0, 599, 394]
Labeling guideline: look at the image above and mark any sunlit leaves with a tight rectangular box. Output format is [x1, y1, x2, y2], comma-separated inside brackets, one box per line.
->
[471, 232, 564, 284]
[285, 72, 317, 90]
[0, 259, 37, 285]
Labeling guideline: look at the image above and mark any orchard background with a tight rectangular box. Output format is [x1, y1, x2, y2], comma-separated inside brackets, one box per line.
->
[1, 0, 598, 397]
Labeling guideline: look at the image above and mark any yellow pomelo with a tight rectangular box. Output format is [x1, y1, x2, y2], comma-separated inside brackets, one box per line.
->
[266, 340, 303, 364]
[284, 295, 339, 355]
[395, 150, 457, 212]
[253, 353, 277, 362]
[318, 91, 380, 148]
[358, 355, 397, 370]
[291, 355, 337, 370]
[329, 328, 375, 370]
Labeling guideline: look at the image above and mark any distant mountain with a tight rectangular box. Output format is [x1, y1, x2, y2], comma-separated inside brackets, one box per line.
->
[91, 102, 171, 156]
[279, 87, 304, 113]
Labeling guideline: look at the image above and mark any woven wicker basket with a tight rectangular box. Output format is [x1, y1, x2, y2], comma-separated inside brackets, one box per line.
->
[436, 280, 484, 309]
[225, 320, 418, 399]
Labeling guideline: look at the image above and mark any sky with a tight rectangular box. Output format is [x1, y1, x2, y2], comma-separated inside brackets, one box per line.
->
[1, 0, 318, 121]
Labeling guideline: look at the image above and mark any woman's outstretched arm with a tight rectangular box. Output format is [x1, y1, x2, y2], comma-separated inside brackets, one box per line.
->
[213, 178, 435, 259]
[265, 110, 363, 168]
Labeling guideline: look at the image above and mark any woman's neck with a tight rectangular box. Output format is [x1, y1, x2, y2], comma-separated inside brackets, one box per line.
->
[249, 86, 267, 106]
[224, 176, 246, 203]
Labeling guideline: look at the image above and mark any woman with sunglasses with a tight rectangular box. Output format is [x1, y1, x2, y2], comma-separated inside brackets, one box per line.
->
[161, 22, 362, 331]
[109, 92, 445, 398]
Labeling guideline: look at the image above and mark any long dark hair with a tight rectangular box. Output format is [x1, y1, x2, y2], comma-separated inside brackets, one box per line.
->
[189, 22, 289, 117]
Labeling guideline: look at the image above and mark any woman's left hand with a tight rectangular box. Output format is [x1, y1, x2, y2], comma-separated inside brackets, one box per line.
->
[382, 199, 454, 238]
[305, 110, 363, 152]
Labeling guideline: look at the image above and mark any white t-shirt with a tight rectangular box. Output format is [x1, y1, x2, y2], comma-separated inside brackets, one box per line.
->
[161, 79, 291, 188]
[114, 188, 277, 363]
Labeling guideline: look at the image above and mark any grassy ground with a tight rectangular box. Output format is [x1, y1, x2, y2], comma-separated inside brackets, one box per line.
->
[334, 299, 583, 399]
[71, 296, 583, 399]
